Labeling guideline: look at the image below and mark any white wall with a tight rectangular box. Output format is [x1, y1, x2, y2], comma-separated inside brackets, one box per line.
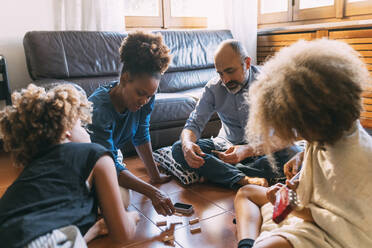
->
[0, 0, 56, 92]
[208, 0, 258, 65]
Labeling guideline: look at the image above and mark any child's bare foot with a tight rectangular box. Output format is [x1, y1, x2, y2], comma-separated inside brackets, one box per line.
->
[84, 218, 108, 243]
[237, 176, 268, 187]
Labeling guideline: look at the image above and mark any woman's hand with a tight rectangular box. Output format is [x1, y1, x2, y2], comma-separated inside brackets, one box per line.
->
[150, 174, 172, 184]
[150, 189, 175, 216]
[266, 183, 285, 205]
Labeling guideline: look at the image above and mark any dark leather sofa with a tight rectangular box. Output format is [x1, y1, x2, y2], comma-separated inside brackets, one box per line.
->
[23, 30, 233, 154]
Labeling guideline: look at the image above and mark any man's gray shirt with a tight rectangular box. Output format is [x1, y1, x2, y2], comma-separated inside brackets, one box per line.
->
[184, 65, 260, 146]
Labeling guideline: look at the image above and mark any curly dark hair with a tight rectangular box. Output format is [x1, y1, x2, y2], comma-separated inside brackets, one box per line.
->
[247, 39, 370, 151]
[0, 84, 92, 167]
[119, 31, 171, 77]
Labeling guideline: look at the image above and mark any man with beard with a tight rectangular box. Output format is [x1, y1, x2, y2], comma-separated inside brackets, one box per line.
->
[171, 40, 300, 189]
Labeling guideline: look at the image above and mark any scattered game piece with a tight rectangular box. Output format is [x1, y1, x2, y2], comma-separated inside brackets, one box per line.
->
[156, 220, 167, 226]
[190, 226, 201, 234]
[162, 235, 174, 242]
[172, 221, 183, 225]
[174, 212, 183, 217]
[189, 217, 199, 225]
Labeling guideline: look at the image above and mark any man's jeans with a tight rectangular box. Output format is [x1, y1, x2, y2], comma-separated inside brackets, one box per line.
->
[172, 139, 301, 189]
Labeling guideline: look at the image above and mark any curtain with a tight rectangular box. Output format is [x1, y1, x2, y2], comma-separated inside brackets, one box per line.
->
[209, 0, 258, 65]
[55, 0, 125, 32]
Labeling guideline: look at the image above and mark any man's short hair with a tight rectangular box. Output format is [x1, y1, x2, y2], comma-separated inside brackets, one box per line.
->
[219, 39, 249, 62]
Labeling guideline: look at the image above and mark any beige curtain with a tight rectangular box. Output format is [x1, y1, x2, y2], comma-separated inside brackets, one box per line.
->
[54, 0, 126, 32]
[208, 0, 258, 64]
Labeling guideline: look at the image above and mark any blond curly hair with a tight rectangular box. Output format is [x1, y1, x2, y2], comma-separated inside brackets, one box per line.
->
[247, 39, 370, 154]
[0, 84, 92, 167]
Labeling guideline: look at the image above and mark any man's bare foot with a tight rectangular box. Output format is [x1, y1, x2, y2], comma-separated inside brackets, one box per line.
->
[247, 177, 268, 187]
[84, 218, 108, 243]
[150, 174, 172, 184]
[237, 176, 268, 187]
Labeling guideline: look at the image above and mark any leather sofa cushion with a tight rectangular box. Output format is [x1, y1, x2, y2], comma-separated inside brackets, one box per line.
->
[159, 68, 217, 93]
[155, 30, 233, 72]
[61, 76, 119, 96]
[150, 88, 219, 129]
[24, 30, 232, 94]
[24, 31, 127, 80]
[151, 92, 197, 125]
[34, 76, 119, 96]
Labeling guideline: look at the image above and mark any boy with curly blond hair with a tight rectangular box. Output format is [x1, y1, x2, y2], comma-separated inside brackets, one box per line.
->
[0, 84, 139, 248]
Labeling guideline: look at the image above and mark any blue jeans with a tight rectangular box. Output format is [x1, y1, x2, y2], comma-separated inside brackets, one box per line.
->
[172, 139, 301, 189]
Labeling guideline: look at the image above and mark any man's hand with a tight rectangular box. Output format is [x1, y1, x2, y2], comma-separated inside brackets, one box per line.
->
[266, 183, 285, 205]
[150, 189, 175, 216]
[182, 141, 206, 168]
[283, 151, 304, 180]
[212, 145, 253, 164]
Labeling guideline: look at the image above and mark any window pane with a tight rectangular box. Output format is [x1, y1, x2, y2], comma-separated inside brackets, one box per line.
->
[170, 0, 211, 17]
[124, 0, 159, 16]
[299, 0, 334, 9]
[260, 0, 288, 14]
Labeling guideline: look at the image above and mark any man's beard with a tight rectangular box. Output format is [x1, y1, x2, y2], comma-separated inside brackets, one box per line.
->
[224, 80, 244, 94]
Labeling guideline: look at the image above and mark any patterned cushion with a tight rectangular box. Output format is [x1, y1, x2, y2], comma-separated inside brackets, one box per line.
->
[294, 140, 306, 149]
[153, 146, 200, 185]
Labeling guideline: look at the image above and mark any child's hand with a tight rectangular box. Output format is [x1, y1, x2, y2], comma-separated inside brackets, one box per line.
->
[128, 211, 140, 225]
[266, 183, 285, 205]
[84, 218, 108, 243]
[286, 179, 299, 191]
[124, 211, 140, 240]
[284, 151, 304, 180]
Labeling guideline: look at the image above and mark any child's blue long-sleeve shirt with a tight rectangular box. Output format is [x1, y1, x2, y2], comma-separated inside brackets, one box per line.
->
[88, 82, 154, 174]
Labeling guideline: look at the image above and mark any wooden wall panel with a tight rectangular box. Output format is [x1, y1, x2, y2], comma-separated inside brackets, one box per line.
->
[330, 29, 372, 79]
[257, 26, 372, 130]
[361, 90, 372, 129]
[257, 32, 315, 64]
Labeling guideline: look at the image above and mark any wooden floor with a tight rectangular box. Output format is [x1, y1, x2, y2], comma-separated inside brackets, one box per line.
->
[0, 151, 238, 248]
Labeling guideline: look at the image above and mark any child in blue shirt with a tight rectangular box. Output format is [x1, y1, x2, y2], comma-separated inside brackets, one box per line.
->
[88, 31, 175, 216]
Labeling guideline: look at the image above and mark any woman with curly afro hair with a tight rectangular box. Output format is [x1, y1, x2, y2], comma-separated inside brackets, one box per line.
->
[234, 39, 372, 248]
[88, 31, 175, 217]
[0, 84, 140, 247]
